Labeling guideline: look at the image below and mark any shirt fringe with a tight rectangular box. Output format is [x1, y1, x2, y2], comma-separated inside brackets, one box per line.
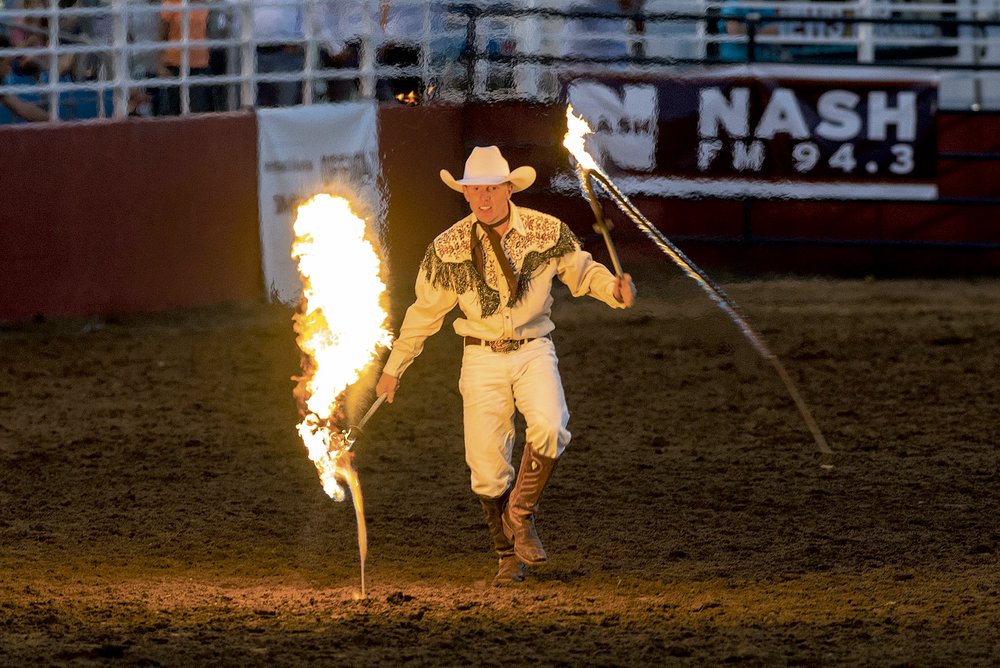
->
[420, 221, 581, 318]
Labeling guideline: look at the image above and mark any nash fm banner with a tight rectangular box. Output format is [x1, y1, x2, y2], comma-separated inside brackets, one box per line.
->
[561, 65, 938, 200]
[257, 102, 382, 303]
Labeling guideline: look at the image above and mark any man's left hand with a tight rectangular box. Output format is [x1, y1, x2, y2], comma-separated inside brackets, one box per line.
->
[376, 371, 400, 403]
[614, 273, 636, 307]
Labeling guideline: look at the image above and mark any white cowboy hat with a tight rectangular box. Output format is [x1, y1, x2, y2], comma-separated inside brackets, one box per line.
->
[440, 145, 537, 193]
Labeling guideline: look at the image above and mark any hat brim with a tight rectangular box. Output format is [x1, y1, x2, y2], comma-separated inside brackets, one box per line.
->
[440, 165, 537, 193]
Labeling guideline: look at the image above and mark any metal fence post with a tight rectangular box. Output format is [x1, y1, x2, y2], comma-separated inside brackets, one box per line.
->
[746, 12, 760, 64]
[359, 0, 377, 99]
[463, 3, 480, 102]
[111, 0, 128, 118]
[858, 0, 875, 64]
[239, 0, 254, 109]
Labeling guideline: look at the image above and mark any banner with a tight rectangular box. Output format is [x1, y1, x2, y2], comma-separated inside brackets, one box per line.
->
[257, 102, 382, 303]
[561, 65, 938, 200]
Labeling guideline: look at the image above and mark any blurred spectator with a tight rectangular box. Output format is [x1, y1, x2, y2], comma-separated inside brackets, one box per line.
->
[317, 0, 362, 102]
[252, 0, 305, 107]
[57, 0, 96, 42]
[0, 33, 49, 122]
[718, 0, 783, 63]
[127, 0, 163, 116]
[58, 0, 103, 81]
[561, 0, 646, 62]
[8, 0, 106, 82]
[3, 0, 77, 120]
[7, 0, 43, 50]
[159, 0, 213, 114]
[205, 0, 236, 111]
[2, 16, 145, 122]
[478, 14, 518, 94]
[376, 0, 423, 103]
[316, 0, 441, 105]
[9, 0, 58, 78]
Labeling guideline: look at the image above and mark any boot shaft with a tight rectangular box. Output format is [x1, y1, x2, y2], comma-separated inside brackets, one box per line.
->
[502, 444, 559, 566]
[477, 487, 514, 557]
[508, 444, 558, 522]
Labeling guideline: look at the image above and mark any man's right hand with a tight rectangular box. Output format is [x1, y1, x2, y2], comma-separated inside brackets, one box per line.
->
[614, 273, 637, 308]
[376, 372, 399, 403]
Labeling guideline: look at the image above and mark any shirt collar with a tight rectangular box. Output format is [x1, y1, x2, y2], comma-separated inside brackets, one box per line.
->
[466, 201, 526, 235]
[508, 201, 526, 235]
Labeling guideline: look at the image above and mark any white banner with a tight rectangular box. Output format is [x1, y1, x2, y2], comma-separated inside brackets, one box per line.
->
[257, 102, 382, 304]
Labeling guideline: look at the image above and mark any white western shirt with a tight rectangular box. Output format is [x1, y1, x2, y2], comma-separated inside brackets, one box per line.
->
[383, 202, 625, 379]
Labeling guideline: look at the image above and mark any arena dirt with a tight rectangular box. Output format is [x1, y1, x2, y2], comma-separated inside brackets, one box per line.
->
[1, 275, 998, 666]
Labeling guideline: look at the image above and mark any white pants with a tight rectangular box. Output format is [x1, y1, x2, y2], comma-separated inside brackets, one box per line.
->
[459, 337, 570, 497]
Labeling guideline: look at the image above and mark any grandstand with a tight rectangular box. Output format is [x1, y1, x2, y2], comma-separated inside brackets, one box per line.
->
[2, 1, 1000, 120]
[3, 1, 1000, 321]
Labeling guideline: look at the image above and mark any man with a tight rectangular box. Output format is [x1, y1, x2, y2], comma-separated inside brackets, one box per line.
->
[376, 146, 636, 586]
[318, 0, 442, 104]
[158, 0, 213, 114]
[251, 0, 305, 107]
[317, 0, 362, 102]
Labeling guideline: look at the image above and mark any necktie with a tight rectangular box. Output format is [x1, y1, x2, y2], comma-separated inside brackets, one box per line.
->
[471, 213, 518, 301]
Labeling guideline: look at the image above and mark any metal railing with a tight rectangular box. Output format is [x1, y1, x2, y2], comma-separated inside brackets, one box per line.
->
[3, 1, 1000, 123]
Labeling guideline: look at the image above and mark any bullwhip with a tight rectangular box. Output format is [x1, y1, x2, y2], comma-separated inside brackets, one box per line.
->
[564, 107, 833, 467]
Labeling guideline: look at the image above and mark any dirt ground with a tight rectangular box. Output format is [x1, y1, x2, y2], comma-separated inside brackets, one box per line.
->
[1, 271, 998, 666]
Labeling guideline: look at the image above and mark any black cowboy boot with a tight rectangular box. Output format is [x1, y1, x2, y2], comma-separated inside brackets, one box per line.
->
[477, 487, 526, 586]
[502, 444, 558, 566]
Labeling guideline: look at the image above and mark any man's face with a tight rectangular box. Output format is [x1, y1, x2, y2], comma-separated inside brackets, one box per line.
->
[463, 183, 513, 225]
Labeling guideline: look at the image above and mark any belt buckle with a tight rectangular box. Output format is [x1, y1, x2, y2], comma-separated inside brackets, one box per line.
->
[490, 339, 520, 353]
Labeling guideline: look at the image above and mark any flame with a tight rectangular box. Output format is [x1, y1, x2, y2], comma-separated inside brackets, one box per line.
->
[394, 90, 419, 106]
[563, 105, 603, 174]
[291, 194, 393, 501]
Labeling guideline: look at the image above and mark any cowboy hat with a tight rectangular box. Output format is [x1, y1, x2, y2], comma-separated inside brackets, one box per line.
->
[440, 145, 537, 193]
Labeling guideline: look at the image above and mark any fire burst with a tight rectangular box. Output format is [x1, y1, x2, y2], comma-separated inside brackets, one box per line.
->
[291, 193, 393, 592]
[563, 106, 601, 174]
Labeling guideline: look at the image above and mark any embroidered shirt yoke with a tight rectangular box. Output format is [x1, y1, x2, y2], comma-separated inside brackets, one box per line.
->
[382, 202, 626, 379]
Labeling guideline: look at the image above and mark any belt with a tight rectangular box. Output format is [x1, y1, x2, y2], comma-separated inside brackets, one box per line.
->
[464, 336, 540, 353]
